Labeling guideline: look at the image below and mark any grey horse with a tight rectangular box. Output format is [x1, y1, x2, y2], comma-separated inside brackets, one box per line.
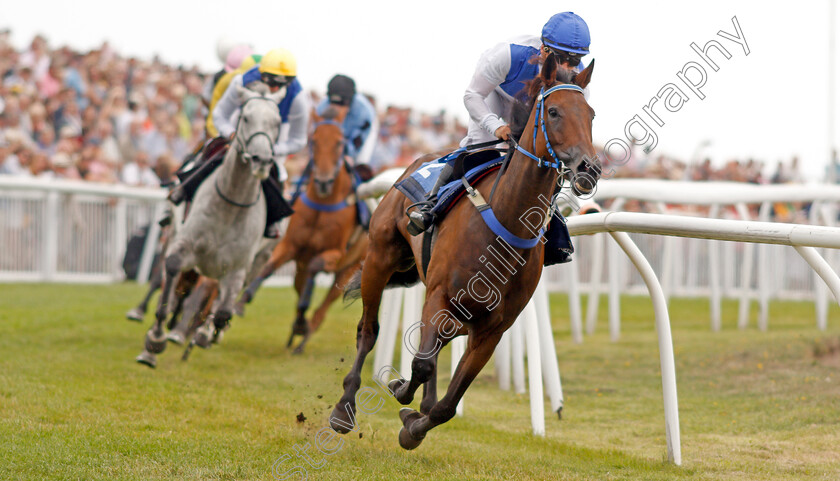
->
[136, 83, 284, 368]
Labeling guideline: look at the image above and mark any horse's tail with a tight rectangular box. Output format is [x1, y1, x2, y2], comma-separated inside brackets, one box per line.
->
[343, 269, 363, 303]
[343, 266, 422, 304]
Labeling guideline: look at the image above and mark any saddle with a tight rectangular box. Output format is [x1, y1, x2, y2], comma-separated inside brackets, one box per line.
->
[395, 148, 574, 276]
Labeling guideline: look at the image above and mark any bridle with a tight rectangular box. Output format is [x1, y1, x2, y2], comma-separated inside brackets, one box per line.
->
[486, 83, 586, 204]
[215, 95, 281, 208]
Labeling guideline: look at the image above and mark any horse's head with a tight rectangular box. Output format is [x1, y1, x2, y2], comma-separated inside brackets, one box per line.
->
[234, 83, 285, 180]
[309, 107, 347, 198]
[512, 54, 599, 195]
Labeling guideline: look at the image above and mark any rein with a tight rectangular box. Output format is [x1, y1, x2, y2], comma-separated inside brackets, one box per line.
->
[215, 95, 278, 208]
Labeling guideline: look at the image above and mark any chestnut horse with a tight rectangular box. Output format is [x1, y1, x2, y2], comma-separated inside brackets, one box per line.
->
[330, 56, 597, 449]
[236, 107, 369, 354]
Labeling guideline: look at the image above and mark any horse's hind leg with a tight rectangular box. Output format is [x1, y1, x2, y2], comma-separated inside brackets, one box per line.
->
[168, 277, 210, 345]
[193, 269, 246, 350]
[166, 270, 199, 330]
[126, 266, 161, 322]
[398, 328, 502, 450]
[390, 288, 453, 406]
[236, 240, 295, 314]
[291, 249, 344, 354]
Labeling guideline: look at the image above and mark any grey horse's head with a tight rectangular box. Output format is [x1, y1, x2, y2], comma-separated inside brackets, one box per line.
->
[234, 83, 285, 180]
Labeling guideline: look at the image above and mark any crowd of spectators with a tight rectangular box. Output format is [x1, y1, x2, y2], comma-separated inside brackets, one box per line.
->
[0, 32, 828, 197]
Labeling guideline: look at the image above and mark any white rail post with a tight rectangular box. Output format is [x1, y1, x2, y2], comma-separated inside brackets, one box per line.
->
[495, 329, 512, 391]
[735, 202, 754, 329]
[451, 335, 466, 416]
[757, 202, 772, 331]
[136, 202, 165, 283]
[609, 231, 681, 465]
[511, 317, 526, 394]
[535, 277, 564, 415]
[373, 289, 403, 381]
[401, 285, 423, 379]
[809, 203, 829, 330]
[585, 232, 605, 335]
[656, 202, 674, 303]
[521, 300, 545, 436]
[708, 204, 722, 331]
[608, 237, 622, 341]
[565, 258, 584, 344]
[42, 190, 60, 281]
[113, 198, 128, 280]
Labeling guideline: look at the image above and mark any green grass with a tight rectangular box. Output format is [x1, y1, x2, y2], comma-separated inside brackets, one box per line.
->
[1, 283, 840, 480]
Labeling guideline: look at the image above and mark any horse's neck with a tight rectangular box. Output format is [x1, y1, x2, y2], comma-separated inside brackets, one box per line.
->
[217, 147, 261, 202]
[488, 137, 558, 238]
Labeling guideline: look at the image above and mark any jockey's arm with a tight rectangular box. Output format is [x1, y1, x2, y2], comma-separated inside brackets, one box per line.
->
[212, 75, 243, 138]
[273, 92, 311, 158]
[349, 93, 376, 162]
[463, 42, 512, 138]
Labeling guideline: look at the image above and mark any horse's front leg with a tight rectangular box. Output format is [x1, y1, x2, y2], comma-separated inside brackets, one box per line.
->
[291, 249, 344, 354]
[136, 244, 195, 368]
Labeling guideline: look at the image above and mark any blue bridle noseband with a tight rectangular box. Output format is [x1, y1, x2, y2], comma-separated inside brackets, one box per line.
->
[511, 83, 585, 171]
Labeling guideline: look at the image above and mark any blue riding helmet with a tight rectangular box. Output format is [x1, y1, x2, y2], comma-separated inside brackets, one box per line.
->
[541, 12, 590, 55]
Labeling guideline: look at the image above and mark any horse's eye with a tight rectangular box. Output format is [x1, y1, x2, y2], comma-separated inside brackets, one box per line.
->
[548, 107, 560, 118]
[242, 116, 249, 123]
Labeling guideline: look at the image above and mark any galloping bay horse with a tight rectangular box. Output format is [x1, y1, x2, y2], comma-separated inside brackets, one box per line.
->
[136, 83, 284, 368]
[236, 107, 368, 354]
[330, 56, 598, 449]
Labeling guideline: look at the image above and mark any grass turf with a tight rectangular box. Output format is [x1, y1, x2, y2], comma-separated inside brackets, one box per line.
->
[1, 283, 839, 480]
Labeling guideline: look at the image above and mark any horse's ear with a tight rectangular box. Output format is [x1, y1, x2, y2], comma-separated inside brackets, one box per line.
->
[574, 59, 594, 90]
[542, 53, 558, 84]
[267, 86, 287, 105]
[236, 83, 257, 103]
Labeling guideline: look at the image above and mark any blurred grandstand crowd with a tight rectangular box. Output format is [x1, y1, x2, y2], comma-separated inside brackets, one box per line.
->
[0, 32, 833, 197]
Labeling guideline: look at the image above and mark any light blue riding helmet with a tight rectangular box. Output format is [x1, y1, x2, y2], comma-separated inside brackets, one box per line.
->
[541, 12, 590, 55]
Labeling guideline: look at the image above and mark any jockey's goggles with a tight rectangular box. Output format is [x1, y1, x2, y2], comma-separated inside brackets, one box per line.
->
[544, 46, 583, 67]
[261, 73, 289, 88]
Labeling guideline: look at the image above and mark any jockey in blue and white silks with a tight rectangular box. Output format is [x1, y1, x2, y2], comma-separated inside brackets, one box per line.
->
[462, 12, 591, 147]
[407, 11, 592, 236]
[315, 74, 377, 166]
[213, 48, 311, 183]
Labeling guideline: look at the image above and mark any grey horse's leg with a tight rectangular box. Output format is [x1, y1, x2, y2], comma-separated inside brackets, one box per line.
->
[136, 244, 194, 368]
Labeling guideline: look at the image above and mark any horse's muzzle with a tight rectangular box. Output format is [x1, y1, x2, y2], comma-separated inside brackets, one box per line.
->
[572, 155, 600, 196]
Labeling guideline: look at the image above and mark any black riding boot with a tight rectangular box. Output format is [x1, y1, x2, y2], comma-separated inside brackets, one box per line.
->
[262, 167, 294, 238]
[407, 162, 453, 236]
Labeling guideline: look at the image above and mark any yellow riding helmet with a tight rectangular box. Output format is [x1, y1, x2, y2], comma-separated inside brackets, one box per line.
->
[259, 48, 297, 77]
[239, 54, 262, 72]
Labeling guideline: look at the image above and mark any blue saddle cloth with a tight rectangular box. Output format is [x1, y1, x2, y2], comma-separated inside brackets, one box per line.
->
[395, 149, 505, 217]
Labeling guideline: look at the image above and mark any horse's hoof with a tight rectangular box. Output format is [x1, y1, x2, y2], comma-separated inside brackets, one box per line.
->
[126, 308, 144, 322]
[167, 330, 185, 345]
[292, 345, 305, 355]
[135, 350, 157, 368]
[388, 378, 406, 395]
[398, 426, 424, 450]
[145, 329, 167, 354]
[329, 403, 356, 434]
[194, 329, 213, 349]
[556, 406, 563, 420]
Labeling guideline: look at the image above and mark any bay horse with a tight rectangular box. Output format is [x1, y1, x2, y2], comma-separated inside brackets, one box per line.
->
[235, 107, 369, 354]
[136, 82, 284, 368]
[330, 56, 597, 449]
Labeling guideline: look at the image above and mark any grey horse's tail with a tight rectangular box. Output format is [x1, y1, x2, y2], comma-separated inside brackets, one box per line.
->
[343, 266, 421, 303]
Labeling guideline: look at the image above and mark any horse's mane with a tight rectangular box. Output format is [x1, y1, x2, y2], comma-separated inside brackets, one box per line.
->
[508, 65, 577, 143]
[247, 81, 271, 96]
